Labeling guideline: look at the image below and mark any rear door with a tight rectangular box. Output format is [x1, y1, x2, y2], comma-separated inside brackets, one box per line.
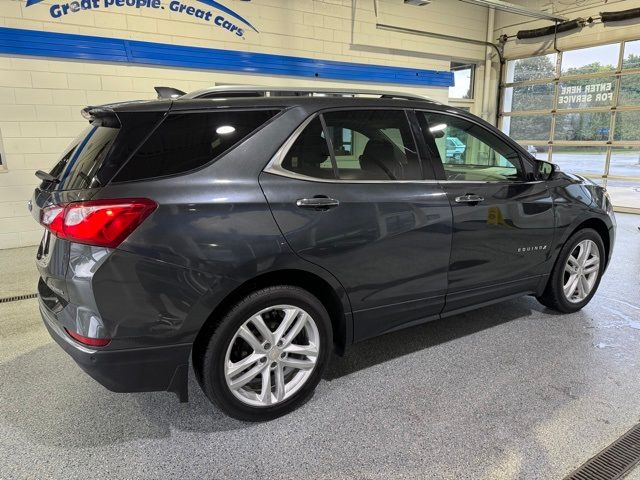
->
[260, 109, 452, 341]
[416, 110, 555, 313]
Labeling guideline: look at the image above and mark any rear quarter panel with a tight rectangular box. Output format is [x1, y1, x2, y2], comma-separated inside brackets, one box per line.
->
[90, 107, 351, 348]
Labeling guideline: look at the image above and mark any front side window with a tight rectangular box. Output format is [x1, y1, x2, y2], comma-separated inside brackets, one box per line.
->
[115, 109, 280, 182]
[282, 110, 423, 181]
[419, 112, 523, 182]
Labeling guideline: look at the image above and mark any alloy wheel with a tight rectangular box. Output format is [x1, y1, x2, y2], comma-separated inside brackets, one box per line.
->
[563, 239, 600, 303]
[224, 305, 320, 407]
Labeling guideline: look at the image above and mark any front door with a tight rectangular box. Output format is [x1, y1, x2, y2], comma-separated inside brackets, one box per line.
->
[260, 109, 452, 341]
[416, 110, 555, 313]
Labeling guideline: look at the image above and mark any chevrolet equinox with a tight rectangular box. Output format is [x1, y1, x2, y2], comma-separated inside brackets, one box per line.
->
[31, 87, 616, 421]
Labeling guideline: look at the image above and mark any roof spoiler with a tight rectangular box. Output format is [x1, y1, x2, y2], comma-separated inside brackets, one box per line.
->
[154, 86, 186, 99]
[80, 106, 121, 128]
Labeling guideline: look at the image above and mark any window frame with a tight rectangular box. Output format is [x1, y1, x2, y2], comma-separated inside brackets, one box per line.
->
[449, 63, 476, 100]
[266, 107, 434, 183]
[0, 127, 7, 172]
[416, 109, 534, 184]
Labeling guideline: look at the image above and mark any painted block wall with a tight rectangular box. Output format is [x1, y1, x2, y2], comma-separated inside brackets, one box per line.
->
[0, 0, 491, 249]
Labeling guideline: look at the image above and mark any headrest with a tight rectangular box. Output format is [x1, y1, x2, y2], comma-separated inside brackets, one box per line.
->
[361, 140, 394, 165]
[297, 134, 329, 166]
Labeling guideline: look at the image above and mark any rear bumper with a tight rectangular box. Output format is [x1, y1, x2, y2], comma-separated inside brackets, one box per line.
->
[39, 299, 191, 401]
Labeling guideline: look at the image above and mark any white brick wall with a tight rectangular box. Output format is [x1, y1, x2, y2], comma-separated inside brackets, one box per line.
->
[0, 0, 491, 249]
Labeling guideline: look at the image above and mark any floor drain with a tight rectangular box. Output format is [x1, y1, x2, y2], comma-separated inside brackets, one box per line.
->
[565, 423, 640, 480]
[0, 293, 38, 304]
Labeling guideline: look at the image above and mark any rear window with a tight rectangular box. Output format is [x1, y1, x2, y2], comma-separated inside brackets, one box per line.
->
[114, 109, 280, 182]
[46, 126, 119, 191]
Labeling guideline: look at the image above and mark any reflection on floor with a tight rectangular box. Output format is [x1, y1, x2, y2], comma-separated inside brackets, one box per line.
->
[1, 214, 639, 479]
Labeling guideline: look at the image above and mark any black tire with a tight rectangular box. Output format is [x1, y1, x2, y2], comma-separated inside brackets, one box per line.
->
[537, 228, 605, 313]
[199, 285, 332, 421]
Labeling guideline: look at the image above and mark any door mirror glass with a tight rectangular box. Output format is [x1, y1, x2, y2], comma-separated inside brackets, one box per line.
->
[536, 160, 556, 180]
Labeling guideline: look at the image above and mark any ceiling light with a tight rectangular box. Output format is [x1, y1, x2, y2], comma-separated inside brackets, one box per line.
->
[216, 126, 236, 135]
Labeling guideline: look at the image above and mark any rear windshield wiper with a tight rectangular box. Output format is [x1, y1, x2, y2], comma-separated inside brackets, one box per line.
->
[35, 170, 60, 183]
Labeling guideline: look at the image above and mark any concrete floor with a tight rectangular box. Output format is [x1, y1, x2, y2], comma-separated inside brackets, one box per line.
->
[1, 215, 639, 480]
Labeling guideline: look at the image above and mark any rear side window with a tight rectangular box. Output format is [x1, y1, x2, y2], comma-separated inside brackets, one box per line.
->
[48, 126, 119, 191]
[114, 109, 279, 182]
[281, 110, 424, 181]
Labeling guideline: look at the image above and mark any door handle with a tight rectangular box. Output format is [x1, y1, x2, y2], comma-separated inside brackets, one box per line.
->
[455, 194, 485, 204]
[296, 197, 340, 210]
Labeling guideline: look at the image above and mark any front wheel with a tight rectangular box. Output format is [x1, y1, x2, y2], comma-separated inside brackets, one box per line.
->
[200, 286, 332, 421]
[537, 228, 605, 313]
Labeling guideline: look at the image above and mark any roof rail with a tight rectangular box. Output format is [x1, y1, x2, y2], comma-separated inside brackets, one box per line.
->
[180, 86, 440, 103]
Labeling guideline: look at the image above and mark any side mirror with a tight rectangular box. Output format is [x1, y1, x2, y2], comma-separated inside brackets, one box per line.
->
[535, 160, 556, 180]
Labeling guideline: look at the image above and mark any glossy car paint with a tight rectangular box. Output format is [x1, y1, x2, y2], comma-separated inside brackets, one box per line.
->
[260, 172, 452, 341]
[32, 96, 615, 402]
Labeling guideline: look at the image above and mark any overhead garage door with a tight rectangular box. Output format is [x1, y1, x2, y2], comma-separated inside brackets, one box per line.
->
[500, 40, 640, 213]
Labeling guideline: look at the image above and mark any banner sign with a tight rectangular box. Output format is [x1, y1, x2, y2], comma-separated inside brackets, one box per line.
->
[25, 0, 258, 37]
[558, 82, 614, 106]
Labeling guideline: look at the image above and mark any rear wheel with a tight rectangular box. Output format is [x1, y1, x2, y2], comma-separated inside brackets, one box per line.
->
[200, 286, 331, 421]
[537, 228, 605, 313]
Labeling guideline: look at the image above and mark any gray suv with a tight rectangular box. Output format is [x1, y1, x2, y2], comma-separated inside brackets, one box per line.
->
[31, 87, 615, 421]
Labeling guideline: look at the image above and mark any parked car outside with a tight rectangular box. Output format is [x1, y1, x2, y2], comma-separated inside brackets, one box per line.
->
[445, 136, 466, 161]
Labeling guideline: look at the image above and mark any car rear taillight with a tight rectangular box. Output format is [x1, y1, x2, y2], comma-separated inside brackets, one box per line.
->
[64, 328, 111, 347]
[40, 198, 157, 248]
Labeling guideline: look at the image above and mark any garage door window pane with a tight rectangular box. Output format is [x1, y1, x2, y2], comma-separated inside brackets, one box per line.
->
[550, 146, 607, 177]
[609, 148, 640, 178]
[623, 40, 640, 70]
[525, 144, 549, 160]
[502, 115, 551, 141]
[614, 111, 640, 141]
[554, 112, 611, 141]
[561, 44, 620, 75]
[506, 53, 557, 83]
[557, 77, 616, 109]
[605, 178, 640, 209]
[503, 83, 554, 112]
[618, 74, 640, 106]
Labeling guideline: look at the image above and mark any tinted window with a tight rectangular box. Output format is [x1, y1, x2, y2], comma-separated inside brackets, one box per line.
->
[52, 126, 119, 190]
[282, 117, 335, 179]
[419, 112, 522, 182]
[282, 110, 423, 181]
[115, 109, 279, 182]
[324, 110, 422, 180]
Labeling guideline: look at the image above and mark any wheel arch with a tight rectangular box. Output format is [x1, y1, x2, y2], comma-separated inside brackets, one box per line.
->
[192, 268, 352, 381]
[564, 216, 612, 267]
